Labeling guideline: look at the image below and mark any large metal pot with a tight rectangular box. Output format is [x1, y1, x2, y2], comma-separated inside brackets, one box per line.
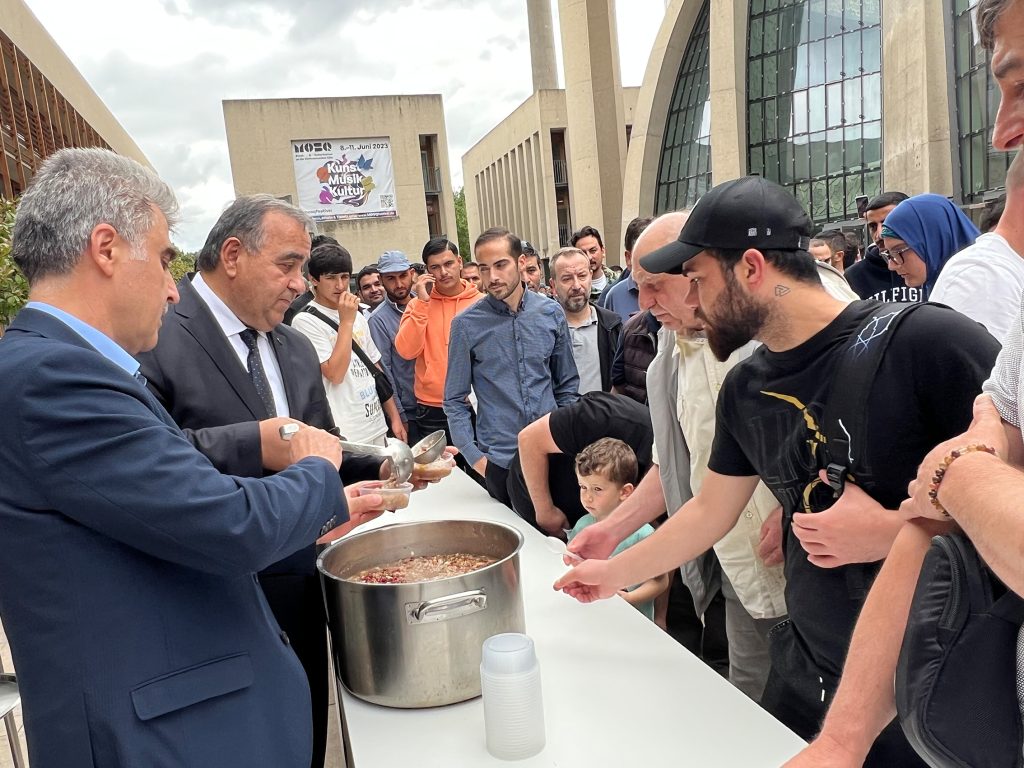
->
[317, 519, 525, 708]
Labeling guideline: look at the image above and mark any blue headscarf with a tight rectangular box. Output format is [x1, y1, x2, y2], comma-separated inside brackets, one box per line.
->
[880, 194, 979, 297]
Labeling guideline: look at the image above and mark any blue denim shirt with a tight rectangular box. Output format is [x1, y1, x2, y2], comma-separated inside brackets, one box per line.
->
[367, 299, 417, 423]
[444, 288, 580, 469]
[601, 271, 640, 324]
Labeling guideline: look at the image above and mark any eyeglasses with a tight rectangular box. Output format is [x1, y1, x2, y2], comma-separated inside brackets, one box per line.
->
[880, 245, 913, 266]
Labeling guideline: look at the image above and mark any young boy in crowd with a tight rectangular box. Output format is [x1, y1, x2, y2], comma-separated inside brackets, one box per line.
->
[570, 438, 668, 621]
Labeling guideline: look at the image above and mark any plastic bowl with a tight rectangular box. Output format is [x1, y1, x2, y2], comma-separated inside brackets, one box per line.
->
[412, 452, 455, 481]
[359, 482, 413, 510]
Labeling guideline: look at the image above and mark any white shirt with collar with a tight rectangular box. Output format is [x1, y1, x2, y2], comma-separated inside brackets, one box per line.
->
[190, 272, 290, 417]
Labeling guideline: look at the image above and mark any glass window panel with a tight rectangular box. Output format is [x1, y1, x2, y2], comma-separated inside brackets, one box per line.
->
[844, 2, 862, 28]
[972, 133, 986, 193]
[764, 54, 779, 96]
[808, 85, 826, 132]
[826, 128, 843, 174]
[794, 138, 811, 177]
[749, 145, 765, 177]
[750, 17, 764, 57]
[752, 0, 765, 14]
[811, 178, 828, 220]
[845, 124, 863, 169]
[795, 181, 812, 213]
[863, 73, 881, 121]
[825, 6, 843, 37]
[828, 176, 846, 218]
[793, 44, 809, 89]
[765, 97, 778, 141]
[988, 150, 1010, 192]
[810, 132, 827, 177]
[766, 0, 779, 10]
[826, 35, 843, 82]
[862, 27, 881, 73]
[749, 59, 763, 100]
[827, 82, 843, 128]
[808, 40, 826, 86]
[844, 31, 861, 75]
[845, 174, 864, 210]
[971, 67, 987, 134]
[779, 142, 794, 185]
[750, 101, 764, 144]
[843, 77, 862, 123]
[863, 120, 882, 165]
[777, 50, 798, 93]
[808, 0, 826, 40]
[863, 169, 881, 200]
[779, 12, 798, 49]
[792, 89, 809, 134]
[955, 13, 972, 75]
[764, 142, 781, 182]
[862, 0, 881, 26]
[956, 77, 970, 138]
[777, 93, 794, 138]
[764, 13, 780, 52]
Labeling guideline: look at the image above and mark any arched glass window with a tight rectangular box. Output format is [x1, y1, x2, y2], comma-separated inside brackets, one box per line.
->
[747, 0, 882, 225]
[952, 0, 1012, 203]
[655, 0, 711, 214]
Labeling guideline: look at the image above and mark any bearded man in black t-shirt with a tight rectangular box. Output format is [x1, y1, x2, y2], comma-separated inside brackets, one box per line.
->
[554, 176, 1000, 767]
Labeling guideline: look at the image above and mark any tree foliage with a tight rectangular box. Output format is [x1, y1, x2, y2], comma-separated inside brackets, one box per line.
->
[170, 248, 197, 283]
[454, 186, 471, 260]
[0, 197, 28, 330]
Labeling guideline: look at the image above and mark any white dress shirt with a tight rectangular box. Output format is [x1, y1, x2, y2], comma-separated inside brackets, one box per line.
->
[190, 273, 290, 417]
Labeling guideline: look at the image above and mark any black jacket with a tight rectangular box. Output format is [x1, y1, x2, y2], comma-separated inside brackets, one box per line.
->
[594, 303, 623, 392]
[844, 244, 923, 303]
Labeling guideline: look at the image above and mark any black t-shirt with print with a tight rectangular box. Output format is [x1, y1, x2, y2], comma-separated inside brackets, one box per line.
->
[507, 392, 654, 529]
[708, 300, 1000, 676]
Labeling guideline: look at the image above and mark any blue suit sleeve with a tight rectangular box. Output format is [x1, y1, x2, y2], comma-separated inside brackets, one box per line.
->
[443, 316, 484, 467]
[19, 354, 345, 576]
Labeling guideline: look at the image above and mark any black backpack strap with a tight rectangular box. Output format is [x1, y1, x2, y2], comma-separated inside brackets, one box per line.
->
[820, 301, 930, 493]
[302, 305, 382, 379]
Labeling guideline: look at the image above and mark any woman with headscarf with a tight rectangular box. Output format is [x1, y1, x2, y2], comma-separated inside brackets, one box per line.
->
[879, 194, 980, 299]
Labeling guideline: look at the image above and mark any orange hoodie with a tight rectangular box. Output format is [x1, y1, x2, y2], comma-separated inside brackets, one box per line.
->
[394, 279, 483, 406]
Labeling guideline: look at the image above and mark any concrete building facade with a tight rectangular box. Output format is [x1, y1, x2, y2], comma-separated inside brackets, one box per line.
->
[223, 95, 457, 268]
[0, 0, 150, 198]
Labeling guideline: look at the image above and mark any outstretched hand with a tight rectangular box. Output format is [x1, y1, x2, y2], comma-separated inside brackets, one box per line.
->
[552, 558, 619, 603]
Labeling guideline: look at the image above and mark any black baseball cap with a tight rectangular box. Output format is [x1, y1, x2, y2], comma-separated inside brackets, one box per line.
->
[640, 176, 813, 274]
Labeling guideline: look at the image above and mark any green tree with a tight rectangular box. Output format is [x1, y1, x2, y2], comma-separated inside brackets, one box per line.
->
[454, 186, 470, 260]
[0, 197, 28, 331]
[170, 247, 197, 283]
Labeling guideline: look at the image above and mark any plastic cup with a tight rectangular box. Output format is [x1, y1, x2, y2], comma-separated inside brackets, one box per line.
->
[358, 482, 412, 510]
[412, 451, 455, 481]
[481, 633, 545, 760]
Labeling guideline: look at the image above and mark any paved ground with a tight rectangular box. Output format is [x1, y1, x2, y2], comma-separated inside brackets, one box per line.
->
[0, 618, 347, 768]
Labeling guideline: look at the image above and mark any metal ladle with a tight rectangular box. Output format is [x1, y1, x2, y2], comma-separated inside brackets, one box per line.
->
[410, 430, 446, 464]
[279, 424, 415, 484]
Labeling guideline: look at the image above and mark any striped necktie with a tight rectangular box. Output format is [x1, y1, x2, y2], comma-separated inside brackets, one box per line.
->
[239, 328, 277, 418]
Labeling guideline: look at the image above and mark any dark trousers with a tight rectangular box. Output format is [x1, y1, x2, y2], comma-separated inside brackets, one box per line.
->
[665, 571, 729, 677]
[484, 460, 513, 508]
[258, 573, 329, 768]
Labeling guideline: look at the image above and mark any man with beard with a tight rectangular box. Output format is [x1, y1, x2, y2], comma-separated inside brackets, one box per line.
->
[572, 225, 616, 298]
[445, 227, 580, 505]
[555, 176, 998, 765]
[549, 246, 622, 393]
[356, 265, 385, 313]
[520, 241, 548, 295]
[368, 251, 418, 440]
[461, 261, 483, 291]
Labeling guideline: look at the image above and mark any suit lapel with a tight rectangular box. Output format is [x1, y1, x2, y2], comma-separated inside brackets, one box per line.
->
[267, 329, 298, 416]
[175, 279, 266, 420]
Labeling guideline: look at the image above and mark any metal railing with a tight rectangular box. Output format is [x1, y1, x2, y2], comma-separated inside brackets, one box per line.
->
[552, 159, 568, 186]
[558, 225, 571, 247]
[423, 166, 443, 194]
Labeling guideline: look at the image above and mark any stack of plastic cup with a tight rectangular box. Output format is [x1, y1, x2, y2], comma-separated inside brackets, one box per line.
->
[480, 633, 546, 760]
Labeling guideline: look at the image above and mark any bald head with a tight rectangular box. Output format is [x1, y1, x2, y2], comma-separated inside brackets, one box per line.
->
[631, 211, 690, 277]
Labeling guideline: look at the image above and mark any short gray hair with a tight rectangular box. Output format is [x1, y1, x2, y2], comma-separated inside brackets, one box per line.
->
[549, 246, 588, 276]
[977, 0, 1015, 50]
[197, 194, 315, 272]
[12, 147, 179, 284]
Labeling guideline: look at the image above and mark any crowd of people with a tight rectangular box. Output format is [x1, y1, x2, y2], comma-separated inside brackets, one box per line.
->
[0, 0, 1023, 766]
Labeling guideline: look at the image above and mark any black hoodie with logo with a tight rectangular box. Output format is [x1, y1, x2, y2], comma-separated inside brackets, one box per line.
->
[843, 243, 922, 303]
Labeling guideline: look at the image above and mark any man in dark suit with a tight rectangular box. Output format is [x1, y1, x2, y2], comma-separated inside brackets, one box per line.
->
[137, 196, 381, 768]
[0, 147, 367, 767]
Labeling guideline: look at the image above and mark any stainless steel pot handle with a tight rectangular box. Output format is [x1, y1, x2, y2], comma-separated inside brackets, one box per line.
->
[406, 589, 487, 624]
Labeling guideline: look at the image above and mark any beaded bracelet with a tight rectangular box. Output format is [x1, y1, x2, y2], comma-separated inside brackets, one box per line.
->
[927, 443, 997, 517]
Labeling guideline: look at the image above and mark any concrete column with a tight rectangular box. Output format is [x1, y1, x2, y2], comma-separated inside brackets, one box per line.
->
[559, 0, 627, 264]
[881, 0, 954, 196]
[527, 0, 560, 91]
[708, 0, 747, 184]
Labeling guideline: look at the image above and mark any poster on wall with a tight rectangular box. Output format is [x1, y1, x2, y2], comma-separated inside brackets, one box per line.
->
[292, 137, 398, 222]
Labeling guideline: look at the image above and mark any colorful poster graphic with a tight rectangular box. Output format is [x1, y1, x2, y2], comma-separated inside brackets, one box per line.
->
[292, 137, 398, 222]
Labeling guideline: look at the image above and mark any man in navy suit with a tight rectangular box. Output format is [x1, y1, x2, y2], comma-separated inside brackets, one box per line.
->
[136, 195, 384, 768]
[0, 148, 377, 767]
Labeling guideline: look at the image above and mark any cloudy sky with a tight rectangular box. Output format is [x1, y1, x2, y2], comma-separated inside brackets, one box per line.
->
[24, 0, 667, 250]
